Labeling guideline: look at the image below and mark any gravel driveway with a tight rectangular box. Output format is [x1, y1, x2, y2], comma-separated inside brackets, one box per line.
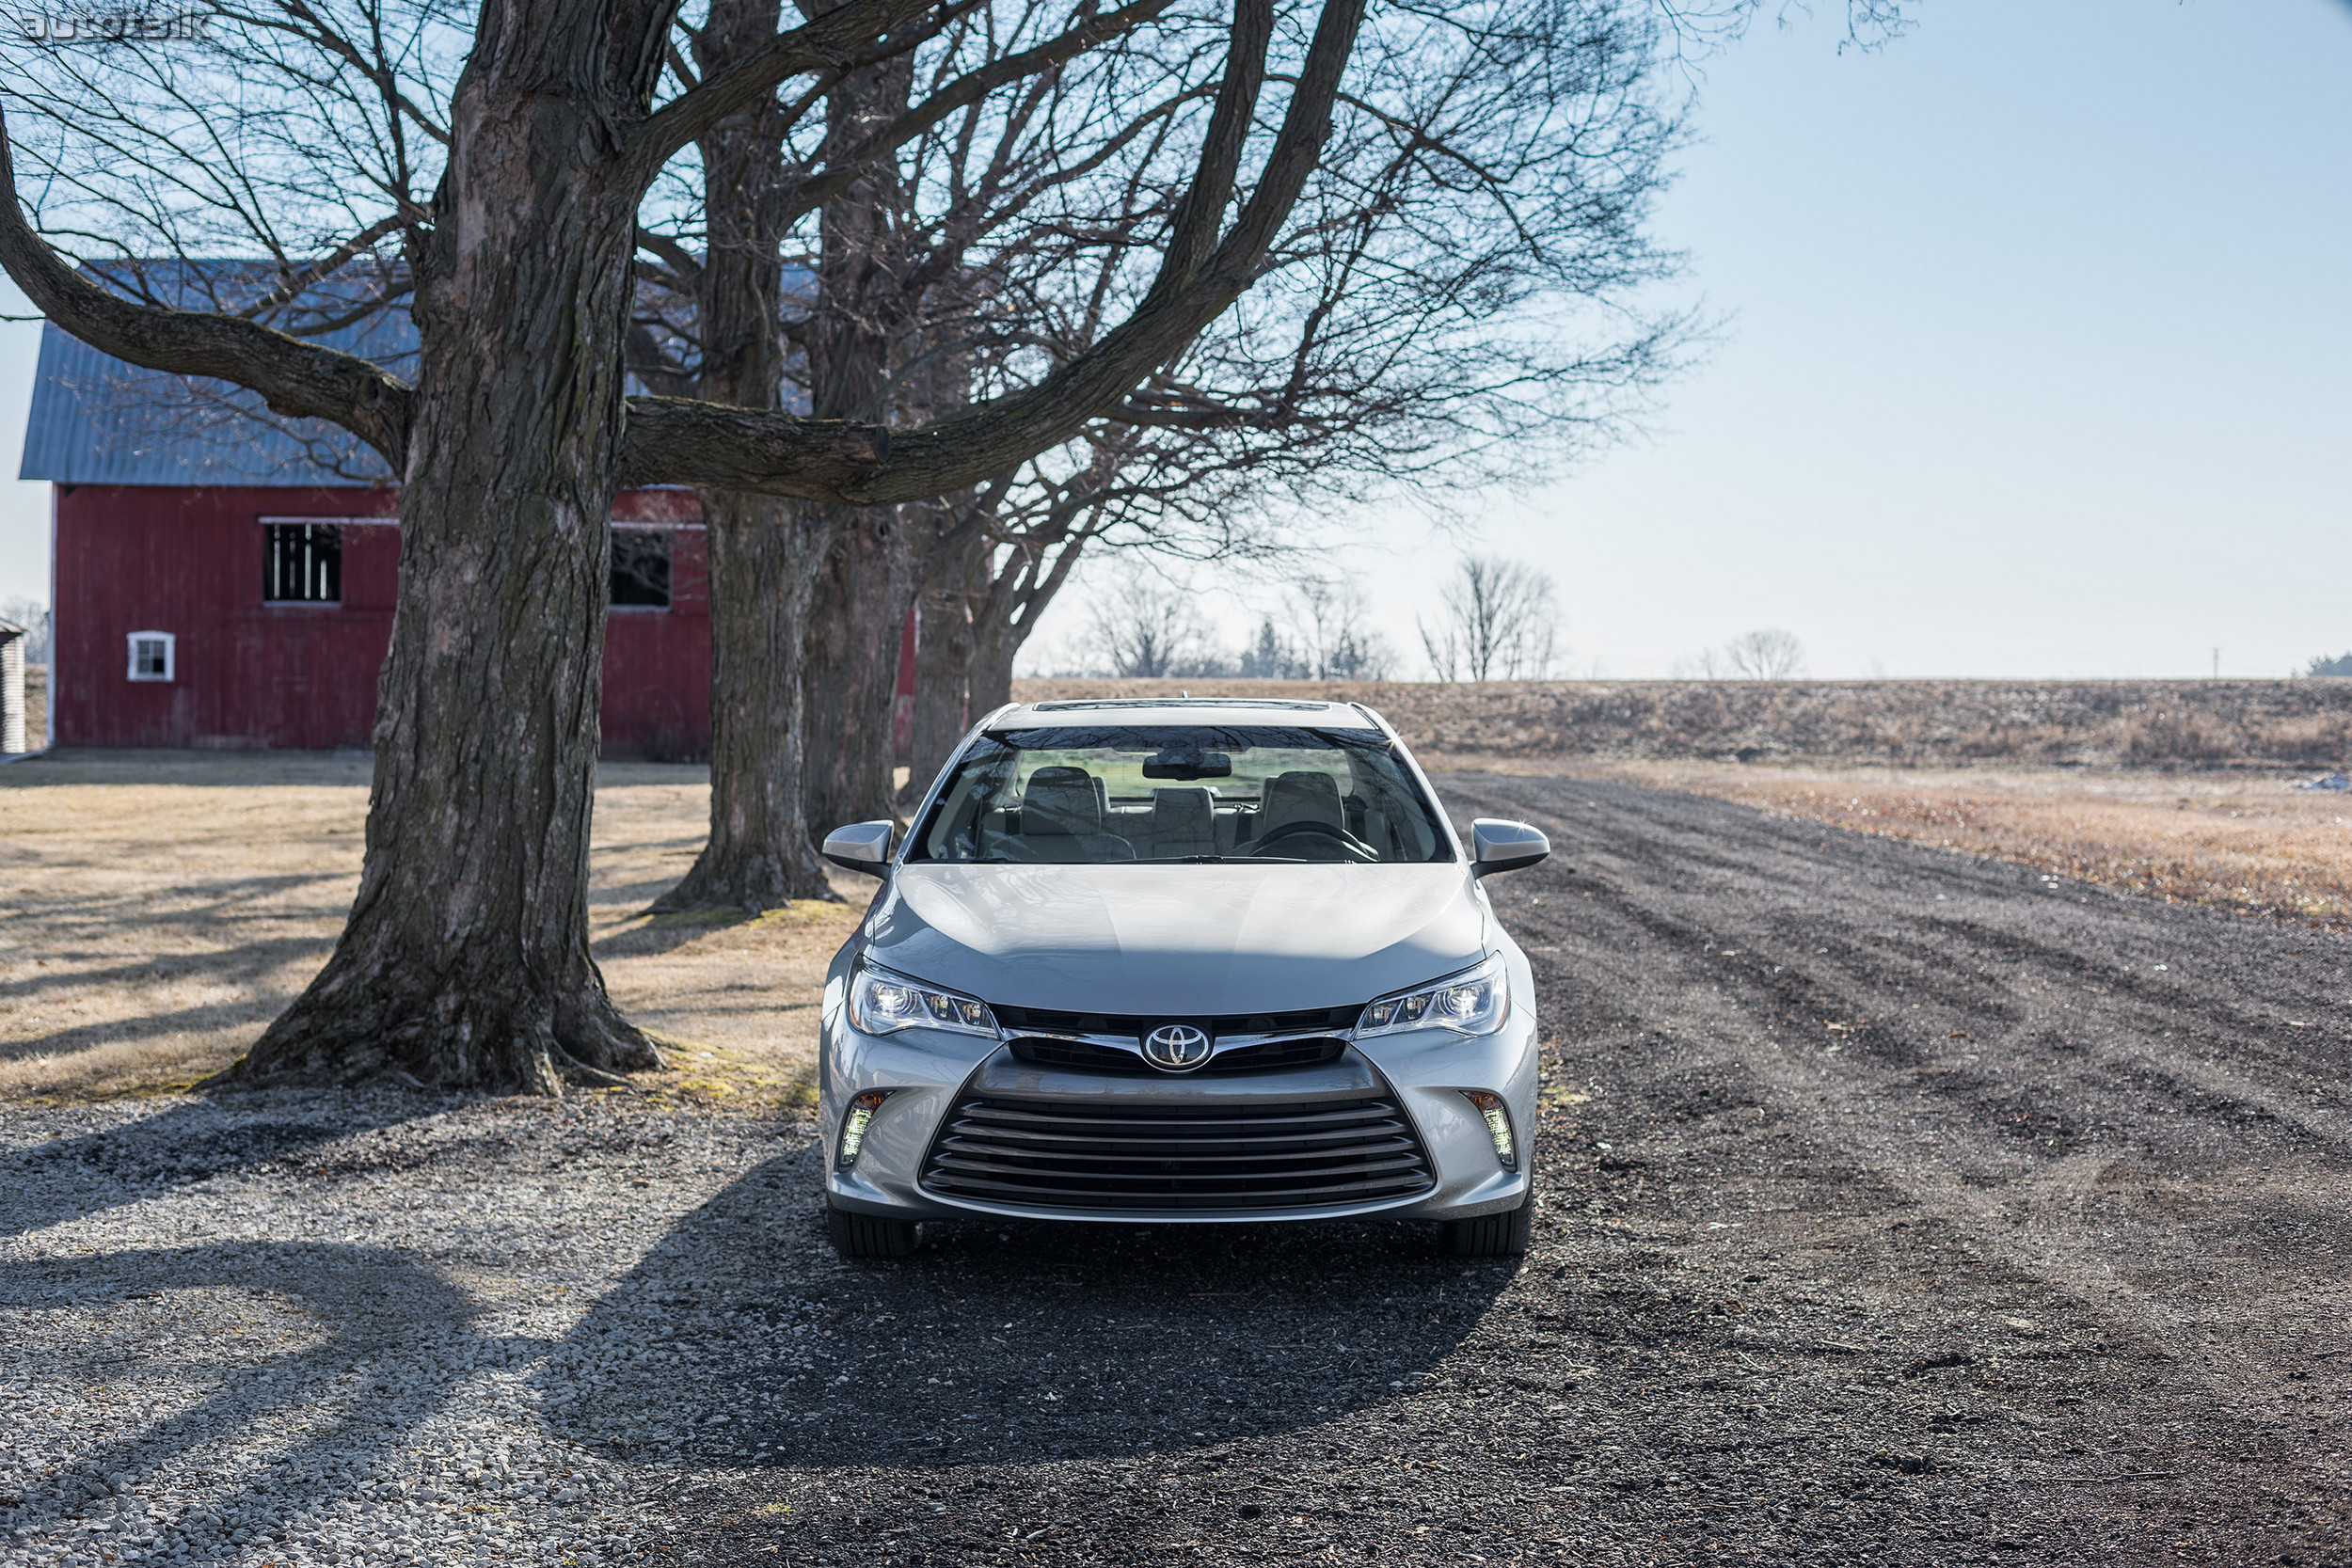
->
[0, 1091, 819, 1568]
[9, 771, 2351, 1567]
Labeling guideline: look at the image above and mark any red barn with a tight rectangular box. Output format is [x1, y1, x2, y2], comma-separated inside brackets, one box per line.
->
[23, 269, 711, 756]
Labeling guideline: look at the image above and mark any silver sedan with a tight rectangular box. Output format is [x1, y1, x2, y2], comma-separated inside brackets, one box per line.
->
[813, 698, 1549, 1259]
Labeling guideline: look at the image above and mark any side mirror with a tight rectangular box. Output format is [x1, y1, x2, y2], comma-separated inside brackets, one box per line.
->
[822, 820, 895, 877]
[1470, 818, 1549, 878]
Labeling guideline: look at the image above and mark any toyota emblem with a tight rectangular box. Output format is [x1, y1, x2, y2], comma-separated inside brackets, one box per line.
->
[1142, 1022, 1212, 1071]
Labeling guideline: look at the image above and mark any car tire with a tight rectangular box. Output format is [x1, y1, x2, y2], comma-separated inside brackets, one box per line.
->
[1445, 1179, 1534, 1258]
[826, 1203, 919, 1259]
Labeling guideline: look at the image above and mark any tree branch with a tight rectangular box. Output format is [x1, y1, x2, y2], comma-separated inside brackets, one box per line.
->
[616, 395, 890, 496]
[624, 0, 1365, 504]
[778, 0, 1178, 227]
[626, 0, 940, 184]
[0, 106, 414, 469]
[238, 211, 412, 319]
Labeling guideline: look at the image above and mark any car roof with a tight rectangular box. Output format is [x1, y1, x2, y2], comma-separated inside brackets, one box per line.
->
[993, 697, 1384, 731]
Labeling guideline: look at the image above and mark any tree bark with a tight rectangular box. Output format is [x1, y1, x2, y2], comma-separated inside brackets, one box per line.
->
[909, 523, 986, 795]
[803, 507, 914, 832]
[970, 602, 1022, 718]
[656, 494, 841, 910]
[222, 40, 658, 1091]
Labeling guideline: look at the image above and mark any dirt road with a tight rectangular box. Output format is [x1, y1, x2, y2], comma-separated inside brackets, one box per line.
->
[655, 772, 2352, 1567]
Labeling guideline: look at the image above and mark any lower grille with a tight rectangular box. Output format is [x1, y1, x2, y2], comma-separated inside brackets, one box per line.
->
[919, 1094, 1436, 1211]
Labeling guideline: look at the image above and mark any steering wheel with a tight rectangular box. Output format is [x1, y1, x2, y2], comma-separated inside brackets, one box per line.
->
[1248, 818, 1379, 863]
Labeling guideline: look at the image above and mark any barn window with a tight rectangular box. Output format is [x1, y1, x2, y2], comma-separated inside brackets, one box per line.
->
[263, 522, 342, 603]
[127, 630, 175, 682]
[611, 528, 672, 608]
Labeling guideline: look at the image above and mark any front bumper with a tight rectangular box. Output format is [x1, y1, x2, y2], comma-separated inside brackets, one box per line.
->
[817, 973, 1538, 1226]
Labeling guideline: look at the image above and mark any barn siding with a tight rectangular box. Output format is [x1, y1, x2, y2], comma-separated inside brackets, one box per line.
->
[54, 484, 709, 756]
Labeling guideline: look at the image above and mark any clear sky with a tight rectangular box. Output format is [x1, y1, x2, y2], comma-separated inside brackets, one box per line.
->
[1038, 0, 2352, 679]
[5, 0, 2349, 677]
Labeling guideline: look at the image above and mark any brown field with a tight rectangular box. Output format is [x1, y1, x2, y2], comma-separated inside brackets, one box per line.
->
[0, 750, 863, 1101]
[1011, 673, 2352, 768]
[1567, 758, 2352, 929]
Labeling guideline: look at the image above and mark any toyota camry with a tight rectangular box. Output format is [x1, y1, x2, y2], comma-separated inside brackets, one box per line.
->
[814, 697, 1549, 1259]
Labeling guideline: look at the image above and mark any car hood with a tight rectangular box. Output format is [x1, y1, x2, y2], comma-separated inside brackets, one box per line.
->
[862, 862, 1488, 1016]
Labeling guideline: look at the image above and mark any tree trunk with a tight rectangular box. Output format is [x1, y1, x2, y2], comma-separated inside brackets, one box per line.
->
[908, 520, 989, 794]
[803, 507, 912, 832]
[654, 494, 839, 910]
[225, 71, 655, 1091]
[971, 607, 1022, 718]
[968, 517, 1098, 717]
[653, 0, 841, 912]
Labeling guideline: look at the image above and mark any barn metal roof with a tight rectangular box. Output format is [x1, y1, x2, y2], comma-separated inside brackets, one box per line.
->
[16, 258, 726, 488]
[19, 261, 415, 487]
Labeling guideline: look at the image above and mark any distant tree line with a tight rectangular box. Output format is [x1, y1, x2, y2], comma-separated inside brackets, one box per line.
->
[1052, 552, 1566, 683]
[1677, 628, 1807, 680]
[0, 598, 49, 665]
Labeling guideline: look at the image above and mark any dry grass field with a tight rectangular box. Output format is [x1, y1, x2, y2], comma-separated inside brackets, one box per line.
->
[0, 750, 863, 1102]
[1566, 758, 2352, 929]
[1013, 673, 2352, 768]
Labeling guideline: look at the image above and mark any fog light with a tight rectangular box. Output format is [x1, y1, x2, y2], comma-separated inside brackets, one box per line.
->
[837, 1091, 889, 1170]
[1464, 1091, 1516, 1170]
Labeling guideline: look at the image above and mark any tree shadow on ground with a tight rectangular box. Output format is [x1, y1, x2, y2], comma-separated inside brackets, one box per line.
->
[546, 1143, 1517, 1472]
[0, 1092, 439, 1239]
[590, 909, 760, 959]
[0, 1239, 482, 1560]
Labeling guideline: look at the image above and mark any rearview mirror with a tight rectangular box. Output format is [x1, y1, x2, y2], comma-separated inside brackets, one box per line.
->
[1470, 818, 1549, 878]
[822, 820, 895, 877]
[1141, 749, 1232, 780]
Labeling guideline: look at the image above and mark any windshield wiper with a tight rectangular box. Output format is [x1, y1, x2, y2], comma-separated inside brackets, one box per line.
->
[1131, 854, 1318, 863]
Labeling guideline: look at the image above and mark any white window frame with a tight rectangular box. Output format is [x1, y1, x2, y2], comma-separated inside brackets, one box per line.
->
[126, 630, 175, 682]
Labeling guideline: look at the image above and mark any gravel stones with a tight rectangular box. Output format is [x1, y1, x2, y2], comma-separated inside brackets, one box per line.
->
[1, 1087, 815, 1568]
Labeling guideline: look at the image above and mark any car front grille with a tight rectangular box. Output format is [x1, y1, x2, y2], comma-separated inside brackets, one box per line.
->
[991, 1002, 1363, 1036]
[1007, 1035, 1347, 1075]
[919, 1094, 1436, 1212]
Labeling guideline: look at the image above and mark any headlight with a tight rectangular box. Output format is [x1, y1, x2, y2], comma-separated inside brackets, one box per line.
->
[847, 962, 998, 1038]
[1354, 953, 1509, 1037]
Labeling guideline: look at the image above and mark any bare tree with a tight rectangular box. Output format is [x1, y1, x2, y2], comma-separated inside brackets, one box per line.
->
[1288, 576, 1393, 681]
[1419, 555, 1559, 682]
[0, 597, 49, 666]
[0, 0, 1376, 1090]
[640, 0, 1331, 888]
[1718, 628, 1805, 680]
[1084, 566, 1218, 678]
[900, 0, 1695, 753]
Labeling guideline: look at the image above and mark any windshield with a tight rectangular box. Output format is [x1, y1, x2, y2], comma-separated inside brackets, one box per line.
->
[908, 725, 1453, 864]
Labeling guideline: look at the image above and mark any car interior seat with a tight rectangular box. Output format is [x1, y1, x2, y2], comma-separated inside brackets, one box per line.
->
[1020, 767, 1134, 861]
[1148, 786, 1217, 859]
[1252, 770, 1345, 845]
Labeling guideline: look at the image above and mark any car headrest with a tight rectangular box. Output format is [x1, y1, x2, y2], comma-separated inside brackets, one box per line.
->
[1257, 770, 1343, 832]
[1023, 767, 1104, 834]
[1151, 785, 1215, 834]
